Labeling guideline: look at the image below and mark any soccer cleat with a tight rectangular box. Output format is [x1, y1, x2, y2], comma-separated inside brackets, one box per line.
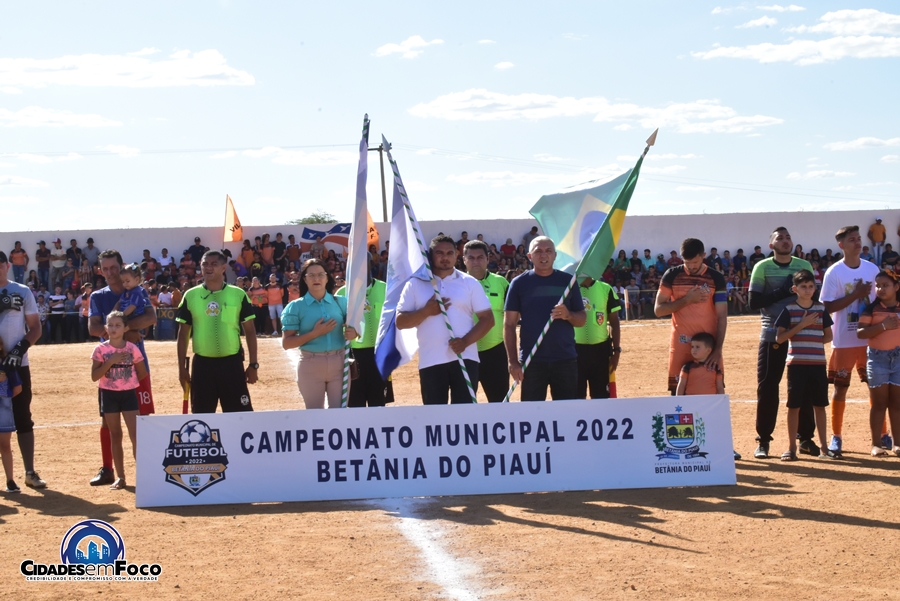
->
[733, 450, 742, 460]
[882, 433, 893, 450]
[4, 480, 20, 493]
[24, 471, 46, 489]
[754, 444, 769, 459]
[90, 467, 115, 486]
[798, 439, 820, 456]
[828, 435, 842, 453]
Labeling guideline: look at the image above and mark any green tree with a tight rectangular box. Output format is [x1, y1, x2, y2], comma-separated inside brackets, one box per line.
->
[286, 210, 337, 225]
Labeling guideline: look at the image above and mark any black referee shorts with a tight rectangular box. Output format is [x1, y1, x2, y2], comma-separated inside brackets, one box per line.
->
[191, 354, 253, 413]
[478, 343, 510, 402]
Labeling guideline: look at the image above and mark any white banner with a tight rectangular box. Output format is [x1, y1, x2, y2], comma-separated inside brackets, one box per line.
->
[136, 395, 736, 508]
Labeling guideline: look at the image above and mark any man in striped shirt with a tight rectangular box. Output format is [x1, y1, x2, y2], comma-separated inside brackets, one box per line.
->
[774, 270, 838, 460]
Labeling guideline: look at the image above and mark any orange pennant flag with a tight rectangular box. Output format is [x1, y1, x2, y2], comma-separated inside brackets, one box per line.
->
[224, 195, 243, 243]
[366, 210, 379, 251]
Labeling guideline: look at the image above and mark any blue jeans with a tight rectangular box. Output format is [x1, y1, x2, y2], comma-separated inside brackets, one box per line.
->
[38, 267, 49, 288]
[867, 346, 900, 388]
[11, 265, 25, 283]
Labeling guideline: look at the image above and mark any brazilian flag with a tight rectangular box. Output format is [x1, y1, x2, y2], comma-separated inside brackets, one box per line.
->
[529, 154, 645, 281]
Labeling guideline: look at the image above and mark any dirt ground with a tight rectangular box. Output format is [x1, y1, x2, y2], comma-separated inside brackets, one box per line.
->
[2, 316, 899, 600]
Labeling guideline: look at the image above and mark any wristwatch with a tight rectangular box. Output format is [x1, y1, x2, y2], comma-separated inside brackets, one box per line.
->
[614, 346, 622, 354]
[248, 362, 259, 369]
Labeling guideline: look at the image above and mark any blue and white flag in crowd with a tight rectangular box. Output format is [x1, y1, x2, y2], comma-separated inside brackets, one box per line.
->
[374, 158, 429, 380]
[345, 115, 370, 335]
[299, 223, 352, 258]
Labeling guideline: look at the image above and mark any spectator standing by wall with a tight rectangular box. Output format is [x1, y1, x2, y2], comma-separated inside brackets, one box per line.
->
[82, 238, 100, 270]
[35, 241, 50, 288]
[49, 238, 67, 289]
[8, 242, 28, 284]
[868, 216, 887, 266]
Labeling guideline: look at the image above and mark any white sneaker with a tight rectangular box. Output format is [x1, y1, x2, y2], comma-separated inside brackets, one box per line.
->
[24, 471, 46, 489]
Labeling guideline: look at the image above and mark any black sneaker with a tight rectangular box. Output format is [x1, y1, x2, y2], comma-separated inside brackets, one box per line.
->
[5, 480, 20, 493]
[798, 439, 821, 456]
[90, 467, 115, 486]
[754, 443, 769, 459]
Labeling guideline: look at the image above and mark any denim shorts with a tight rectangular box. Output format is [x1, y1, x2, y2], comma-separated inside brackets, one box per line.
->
[866, 347, 900, 388]
[0, 396, 14, 433]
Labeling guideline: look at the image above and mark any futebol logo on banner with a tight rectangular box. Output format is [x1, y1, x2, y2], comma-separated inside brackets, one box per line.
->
[136, 395, 736, 508]
[162, 419, 229, 496]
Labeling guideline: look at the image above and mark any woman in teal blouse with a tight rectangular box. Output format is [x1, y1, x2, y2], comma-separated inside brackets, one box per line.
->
[281, 259, 357, 409]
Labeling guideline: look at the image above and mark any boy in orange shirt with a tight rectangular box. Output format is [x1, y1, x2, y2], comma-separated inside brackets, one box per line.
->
[675, 332, 723, 396]
[676, 332, 741, 460]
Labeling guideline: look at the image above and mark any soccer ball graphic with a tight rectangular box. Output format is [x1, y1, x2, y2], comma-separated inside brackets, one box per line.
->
[180, 420, 212, 444]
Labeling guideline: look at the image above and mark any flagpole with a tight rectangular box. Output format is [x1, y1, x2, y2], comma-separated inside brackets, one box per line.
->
[341, 114, 370, 408]
[502, 129, 658, 402]
[383, 135, 479, 404]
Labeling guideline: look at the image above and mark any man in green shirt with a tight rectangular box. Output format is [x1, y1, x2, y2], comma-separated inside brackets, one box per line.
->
[748, 227, 816, 458]
[335, 277, 392, 407]
[177, 251, 258, 413]
[463, 240, 510, 402]
[575, 278, 621, 399]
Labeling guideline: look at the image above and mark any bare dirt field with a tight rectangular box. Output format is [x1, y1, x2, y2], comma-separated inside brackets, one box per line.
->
[2, 316, 898, 600]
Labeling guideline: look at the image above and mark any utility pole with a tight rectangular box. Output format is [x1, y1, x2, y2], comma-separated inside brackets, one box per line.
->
[368, 144, 388, 222]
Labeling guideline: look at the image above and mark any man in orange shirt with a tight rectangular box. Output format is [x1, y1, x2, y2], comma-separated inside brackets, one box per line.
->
[655, 238, 728, 395]
[8, 241, 28, 284]
[868, 216, 887, 266]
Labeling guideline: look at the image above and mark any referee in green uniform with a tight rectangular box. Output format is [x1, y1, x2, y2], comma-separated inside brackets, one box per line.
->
[575, 277, 621, 399]
[463, 240, 510, 402]
[177, 250, 258, 413]
[335, 276, 392, 407]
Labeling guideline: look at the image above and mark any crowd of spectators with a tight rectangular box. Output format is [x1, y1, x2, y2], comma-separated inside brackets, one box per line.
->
[8, 222, 894, 340]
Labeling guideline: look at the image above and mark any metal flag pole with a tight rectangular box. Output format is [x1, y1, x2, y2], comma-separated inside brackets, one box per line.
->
[383, 135, 479, 403]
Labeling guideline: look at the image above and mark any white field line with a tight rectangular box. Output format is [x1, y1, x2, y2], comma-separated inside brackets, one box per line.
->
[372, 498, 482, 601]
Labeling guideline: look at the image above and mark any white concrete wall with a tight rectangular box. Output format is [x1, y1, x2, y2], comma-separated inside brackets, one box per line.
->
[2, 210, 897, 268]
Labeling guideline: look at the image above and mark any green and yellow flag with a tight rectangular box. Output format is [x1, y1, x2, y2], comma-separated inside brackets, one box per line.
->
[529, 154, 645, 281]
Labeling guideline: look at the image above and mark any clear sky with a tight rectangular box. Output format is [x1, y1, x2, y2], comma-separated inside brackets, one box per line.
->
[1, 1, 897, 231]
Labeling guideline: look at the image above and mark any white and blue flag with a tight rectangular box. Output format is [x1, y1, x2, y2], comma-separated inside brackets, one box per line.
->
[374, 160, 429, 380]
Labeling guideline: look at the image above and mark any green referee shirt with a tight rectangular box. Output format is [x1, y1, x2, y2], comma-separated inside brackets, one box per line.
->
[335, 280, 386, 349]
[474, 272, 509, 352]
[575, 280, 620, 345]
[176, 284, 255, 357]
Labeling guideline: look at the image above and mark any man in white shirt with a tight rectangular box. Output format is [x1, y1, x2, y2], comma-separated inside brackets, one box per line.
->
[158, 248, 174, 268]
[397, 235, 494, 404]
[820, 225, 887, 453]
[48, 238, 67, 289]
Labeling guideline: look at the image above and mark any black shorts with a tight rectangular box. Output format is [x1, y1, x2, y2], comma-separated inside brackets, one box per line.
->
[100, 389, 139, 413]
[786, 364, 829, 409]
[191, 353, 253, 413]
